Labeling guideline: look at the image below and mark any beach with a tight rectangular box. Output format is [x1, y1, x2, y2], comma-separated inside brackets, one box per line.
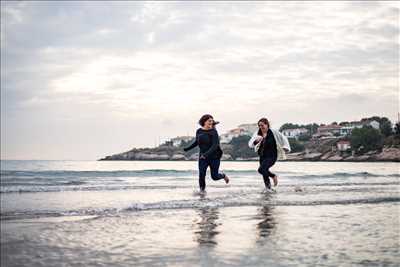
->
[1, 160, 399, 266]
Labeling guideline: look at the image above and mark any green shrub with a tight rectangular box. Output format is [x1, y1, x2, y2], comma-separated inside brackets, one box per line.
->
[230, 135, 257, 159]
[288, 138, 305, 153]
[298, 134, 311, 142]
[350, 126, 384, 153]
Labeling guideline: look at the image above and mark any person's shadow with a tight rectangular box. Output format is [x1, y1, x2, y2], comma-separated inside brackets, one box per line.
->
[193, 206, 221, 247]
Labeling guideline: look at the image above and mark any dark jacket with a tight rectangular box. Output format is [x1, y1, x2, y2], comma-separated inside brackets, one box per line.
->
[184, 128, 223, 159]
[257, 129, 278, 159]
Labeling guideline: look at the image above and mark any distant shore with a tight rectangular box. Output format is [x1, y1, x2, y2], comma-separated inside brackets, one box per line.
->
[100, 131, 400, 163]
[100, 147, 400, 162]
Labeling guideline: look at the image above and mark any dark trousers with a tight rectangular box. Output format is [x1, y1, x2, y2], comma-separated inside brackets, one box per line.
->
[198, 158, 225, 191]
[258, 157, 277, 189]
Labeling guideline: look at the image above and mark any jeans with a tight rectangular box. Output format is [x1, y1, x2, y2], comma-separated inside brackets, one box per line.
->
[198, 158, 225, 191]
[258, 157, 277, 189]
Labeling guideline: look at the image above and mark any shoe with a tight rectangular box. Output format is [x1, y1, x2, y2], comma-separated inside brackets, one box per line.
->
[271, 175, 278, 187]
[223, 173, 229, 184]
[265, 188, 276, 194]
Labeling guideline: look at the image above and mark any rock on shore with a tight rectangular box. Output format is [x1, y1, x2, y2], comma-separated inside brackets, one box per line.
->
[371, 148, 400, 161]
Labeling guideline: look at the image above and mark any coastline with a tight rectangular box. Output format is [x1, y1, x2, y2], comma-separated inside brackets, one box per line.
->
[99, 157, 400, 162]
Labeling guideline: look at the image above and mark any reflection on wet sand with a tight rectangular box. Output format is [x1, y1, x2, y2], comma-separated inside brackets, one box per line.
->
[193, 206, 220, 247]
[256, 194, 277, 244]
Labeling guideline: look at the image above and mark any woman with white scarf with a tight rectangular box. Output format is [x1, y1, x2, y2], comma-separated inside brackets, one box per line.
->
[248, 118, 291, 190]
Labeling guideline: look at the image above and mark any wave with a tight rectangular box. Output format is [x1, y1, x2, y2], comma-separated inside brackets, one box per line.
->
[1, 170, 398, 179]
[291, 172, 400, 179]
[1, 181, 398, 194]
[0, 169, 196, 178]
[333, 171, 400, 177]
[2, 196, 399, 221]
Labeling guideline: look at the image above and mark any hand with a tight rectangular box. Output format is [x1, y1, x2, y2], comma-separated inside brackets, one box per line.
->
[255, 136, 263, 144]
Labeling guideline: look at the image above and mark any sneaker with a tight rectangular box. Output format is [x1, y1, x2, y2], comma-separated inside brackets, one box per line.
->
[266, 188, 276, 194]
[264, 180, 271, 190]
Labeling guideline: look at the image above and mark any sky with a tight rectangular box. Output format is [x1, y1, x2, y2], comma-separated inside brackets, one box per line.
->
[1, 1, 399, 160]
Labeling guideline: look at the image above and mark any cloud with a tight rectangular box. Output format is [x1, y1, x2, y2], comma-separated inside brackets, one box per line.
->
[1, 1, 399, 159]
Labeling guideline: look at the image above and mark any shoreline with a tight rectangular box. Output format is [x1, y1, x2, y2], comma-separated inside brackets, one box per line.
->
[98, 158, 400, 162]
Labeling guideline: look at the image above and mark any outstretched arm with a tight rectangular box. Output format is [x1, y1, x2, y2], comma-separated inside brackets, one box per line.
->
[183, 139, 198, 152]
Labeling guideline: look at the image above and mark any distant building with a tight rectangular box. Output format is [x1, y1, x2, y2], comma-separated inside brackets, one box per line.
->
[348, 122, 364, 129]
[237, 123, 258, 134]
[317, 124, 342, 136]
[170, 136, 194, 147]
[164, 140, 173, 147]
[337, 140, 351, 151]
[220, 128, 247, 143]
[369, 120, 380, 130]
[339, 120, 380, 136]
[339, 126, 353, 136]
[282, 128, 309, 139]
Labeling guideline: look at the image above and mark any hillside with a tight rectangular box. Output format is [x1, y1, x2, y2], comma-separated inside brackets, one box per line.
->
[100, 135, 400, 162]
[101, 116, 400, 162]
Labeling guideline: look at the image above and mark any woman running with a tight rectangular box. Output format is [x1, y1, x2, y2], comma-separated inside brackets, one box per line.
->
[184, 114, 229, 193]
[248, 118, 291, 190]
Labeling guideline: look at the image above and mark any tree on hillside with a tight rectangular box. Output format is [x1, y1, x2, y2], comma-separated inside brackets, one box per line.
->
[230, 135, 257, 159]
[395, 121, 400, 136]
[350, 126, 384, 154]
[380, 119, 393, 137]
[288, 138, 305, 153]
[279, 123, 301, 131]
[361, 116, 393, 137]
[298, 134, 312, 142]
[304, 123, 320, 135]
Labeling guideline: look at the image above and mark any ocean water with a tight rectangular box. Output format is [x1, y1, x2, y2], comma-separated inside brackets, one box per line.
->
[1, 160, 399, 267]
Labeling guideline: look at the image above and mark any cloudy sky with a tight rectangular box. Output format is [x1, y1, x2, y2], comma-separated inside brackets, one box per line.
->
[1, 1, 399, 160]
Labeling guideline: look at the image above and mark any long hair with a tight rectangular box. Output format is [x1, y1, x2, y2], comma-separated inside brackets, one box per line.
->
[257, 118, 270, 136]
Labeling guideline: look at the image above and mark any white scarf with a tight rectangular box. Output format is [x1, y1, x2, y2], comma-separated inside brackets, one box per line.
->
[248, 129, 291, 160]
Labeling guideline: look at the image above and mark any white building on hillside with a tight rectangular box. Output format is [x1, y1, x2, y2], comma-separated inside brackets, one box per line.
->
[317, 124, 342, 135]
[339, 126, 353, 136]
[170, 136, 194, 147]
[337, 140, 351, 151]
[237, 123, 258, 135]
[339, 120, 380, 136]
[369, 120, 380, 129]
[282, 128, 309, 139]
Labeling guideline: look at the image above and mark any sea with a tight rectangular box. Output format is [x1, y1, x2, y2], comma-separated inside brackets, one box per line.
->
[1, 160, 399, 267]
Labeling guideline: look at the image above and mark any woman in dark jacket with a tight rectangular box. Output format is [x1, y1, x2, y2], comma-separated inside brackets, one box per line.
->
[249, 118, 290, 190]
[184, 114, 229, 192]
